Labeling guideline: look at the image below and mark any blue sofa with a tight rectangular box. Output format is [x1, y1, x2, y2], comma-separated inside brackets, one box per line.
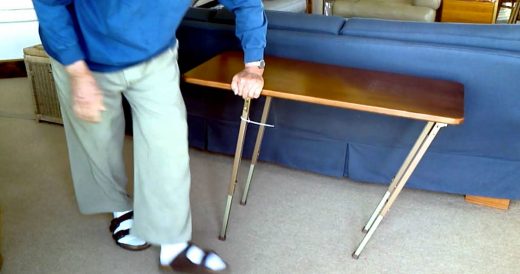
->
[174, 8, 520, 199]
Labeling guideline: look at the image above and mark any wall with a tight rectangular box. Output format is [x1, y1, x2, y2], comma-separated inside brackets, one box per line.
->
[0, 0, 40, 60]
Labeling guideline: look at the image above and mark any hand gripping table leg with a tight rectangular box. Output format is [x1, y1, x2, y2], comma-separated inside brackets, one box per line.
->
[352, 121, 447, 259]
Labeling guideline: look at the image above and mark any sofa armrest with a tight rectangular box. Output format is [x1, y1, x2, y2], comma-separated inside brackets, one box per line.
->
[413, 0, 441, 10]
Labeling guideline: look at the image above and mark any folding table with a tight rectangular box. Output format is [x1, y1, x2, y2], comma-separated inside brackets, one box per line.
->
[183, 51, 464, 258]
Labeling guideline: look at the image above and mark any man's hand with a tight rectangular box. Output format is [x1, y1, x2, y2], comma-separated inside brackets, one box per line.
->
[65, 61, 106, 123]
[231, 66, 264, 100]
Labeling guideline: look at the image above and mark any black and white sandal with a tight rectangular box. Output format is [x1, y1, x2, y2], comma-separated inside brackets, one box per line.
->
[160, 242, 229, 274]
[109, 211, 151, 251]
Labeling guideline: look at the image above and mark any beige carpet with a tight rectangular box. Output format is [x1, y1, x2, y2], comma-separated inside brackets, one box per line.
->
[1, 78, 519, 274]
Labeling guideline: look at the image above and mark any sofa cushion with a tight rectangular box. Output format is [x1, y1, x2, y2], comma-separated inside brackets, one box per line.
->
[413, 0, 441, 9]
[211, 9, 346, 35]
[341, 18, 520, 52]
[183, 7, 216, 21]
[266, 11, 346, 34]
[211, 8, 235, 23]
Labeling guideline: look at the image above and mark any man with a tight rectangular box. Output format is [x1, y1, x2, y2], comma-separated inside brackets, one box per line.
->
[33, 0, 267, 273]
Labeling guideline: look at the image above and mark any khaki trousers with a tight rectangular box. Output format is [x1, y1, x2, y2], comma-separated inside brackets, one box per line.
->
[50, 45, 192, 245]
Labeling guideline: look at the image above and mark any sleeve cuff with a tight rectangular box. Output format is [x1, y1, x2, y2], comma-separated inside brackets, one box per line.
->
[44, 42, 85, 66]
[243, 48, 264, 63]
[58, 45, 85, 66]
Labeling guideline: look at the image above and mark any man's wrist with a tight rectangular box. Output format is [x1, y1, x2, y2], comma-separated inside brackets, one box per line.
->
[245, 59, 265, 69]
[244, 66, 264, 76]
[245, 59, 265, 76]
[65, 60, 91, 78]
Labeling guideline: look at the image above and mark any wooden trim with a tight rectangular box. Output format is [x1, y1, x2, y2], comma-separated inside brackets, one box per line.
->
[492, 0, 500, 23]
[465, 195, 510, 210]
[440, 0, 499, 23]
[306, 0, 313, 13]
[0, 59, 27, 79]
[508, 0, 520, 23]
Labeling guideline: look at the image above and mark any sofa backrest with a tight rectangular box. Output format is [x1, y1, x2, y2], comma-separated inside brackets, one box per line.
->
[191, 8, 347, 35]
[263, 10, 346, 35]
[178, 8, 347, 70]
[341, 18, 520, 52]
[183, 6, 217, 21]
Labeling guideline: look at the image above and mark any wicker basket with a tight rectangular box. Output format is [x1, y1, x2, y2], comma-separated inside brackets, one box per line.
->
[23, 44, 63, 124]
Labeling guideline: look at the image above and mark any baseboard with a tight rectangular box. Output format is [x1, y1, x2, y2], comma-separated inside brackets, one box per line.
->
[465, 195, 510, 210]
[0, 59, 27, 79]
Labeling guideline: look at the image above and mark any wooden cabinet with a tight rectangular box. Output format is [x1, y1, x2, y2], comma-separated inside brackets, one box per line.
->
[440, 0, 499, 23]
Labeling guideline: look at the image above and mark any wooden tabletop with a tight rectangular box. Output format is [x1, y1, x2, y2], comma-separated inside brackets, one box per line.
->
[183, 51, 464, 125]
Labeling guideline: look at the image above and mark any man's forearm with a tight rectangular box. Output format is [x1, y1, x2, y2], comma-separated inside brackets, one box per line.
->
[33, 0, 85, 66]
[218, 0, 267, 63]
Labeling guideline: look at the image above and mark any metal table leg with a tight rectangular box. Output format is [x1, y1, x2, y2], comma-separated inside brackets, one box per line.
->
[241, 96, 272, 205]
[352, 122, 447, 259]
[219, 99, 251, 241]
[362, 122, 435, 233]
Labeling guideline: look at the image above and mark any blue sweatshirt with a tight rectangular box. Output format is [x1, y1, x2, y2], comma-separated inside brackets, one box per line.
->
[33, 0, 267, 72]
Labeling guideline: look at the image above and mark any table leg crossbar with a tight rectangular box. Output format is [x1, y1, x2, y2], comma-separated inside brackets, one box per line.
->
[352, 121, 447, 259]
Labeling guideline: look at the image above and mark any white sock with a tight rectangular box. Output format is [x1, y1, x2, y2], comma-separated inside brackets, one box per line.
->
[112, 210, 146, 246]
[160, 243, 227, 271]
[113, 210, 131, 219]
[160, 242, 188, 265]
[204, 253, 227, 271]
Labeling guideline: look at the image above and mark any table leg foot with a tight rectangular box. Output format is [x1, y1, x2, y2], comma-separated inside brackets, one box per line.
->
[241, 165, 256, 205]
[353, 215, 383, 258]
[219, 195, 234, 241]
